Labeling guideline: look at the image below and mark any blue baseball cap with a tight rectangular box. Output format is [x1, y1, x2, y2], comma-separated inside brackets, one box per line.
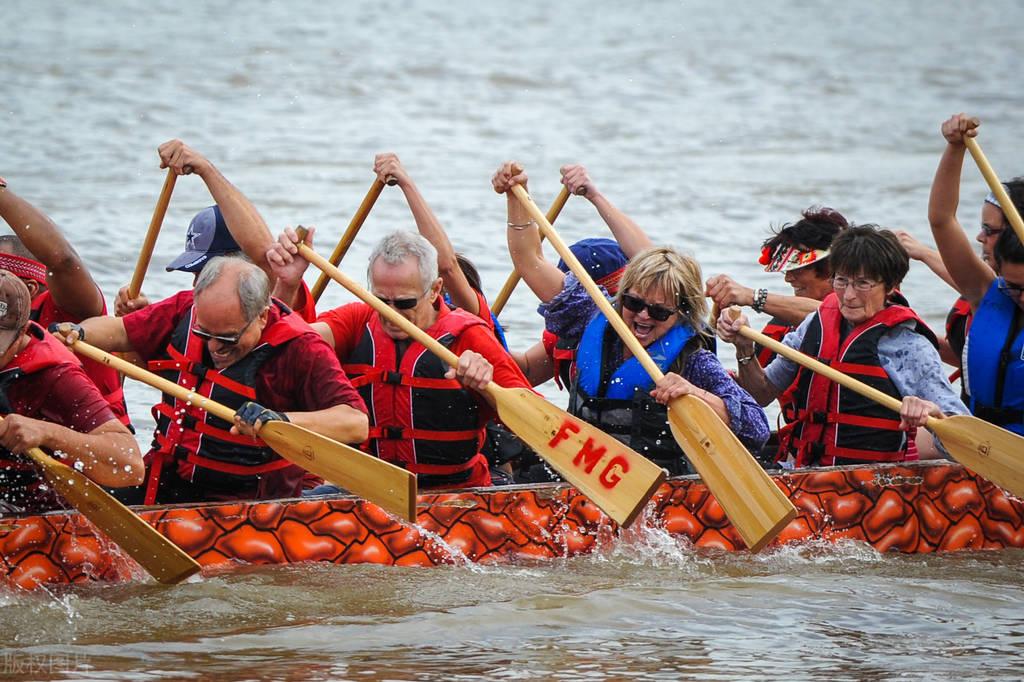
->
[165, 205, 241, 273]
[556, 238, 627, 292]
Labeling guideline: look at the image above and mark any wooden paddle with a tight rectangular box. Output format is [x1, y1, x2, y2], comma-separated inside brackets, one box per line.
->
[128, 169, 177, 299]
[294, 227, 666, 528]
[509, 185, 796, 552]
[311, 176, 397, 303]
[965, 137, 1024, 243]
[490, 186, 573, 317]
[13, 425, 200, 584]
[69, 340, 417, 522]
[726, 307, 1024, 499]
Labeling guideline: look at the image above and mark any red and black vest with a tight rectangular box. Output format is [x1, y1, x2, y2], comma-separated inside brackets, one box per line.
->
[0, 323, 84, 512]
[342, 306, 488, 489]
[30, 290, 131, 429]
[144, 301, 308, 504]
[781, 294, 937, 467]
[755, 316, 800, 427]
[945, 296, 973, 389]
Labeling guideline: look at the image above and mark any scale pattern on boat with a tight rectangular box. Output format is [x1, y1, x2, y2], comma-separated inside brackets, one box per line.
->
[1, 461, 1022, 589]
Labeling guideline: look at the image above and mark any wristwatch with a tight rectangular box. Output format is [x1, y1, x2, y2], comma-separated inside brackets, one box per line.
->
[751, 288, 769, 313]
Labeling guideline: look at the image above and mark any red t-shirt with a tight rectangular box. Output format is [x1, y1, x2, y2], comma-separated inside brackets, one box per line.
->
[123, 290, 366, 418]
[289, 280, 318, 324]
[318, 301, 533, 424]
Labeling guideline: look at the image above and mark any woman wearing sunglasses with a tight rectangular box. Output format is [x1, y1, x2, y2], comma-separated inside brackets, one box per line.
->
[718, 225, 967, 469]
[927, 114, 1024, 436]
[567, 246, 769, 476]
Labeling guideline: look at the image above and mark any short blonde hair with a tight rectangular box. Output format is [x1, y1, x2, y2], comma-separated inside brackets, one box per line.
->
[615, 246, 708, 337]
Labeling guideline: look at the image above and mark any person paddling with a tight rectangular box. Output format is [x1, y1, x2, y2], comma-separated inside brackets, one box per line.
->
[0, 272, 142, 513]
[54, 258, 368, 505]
[927, 114, 1024, 434]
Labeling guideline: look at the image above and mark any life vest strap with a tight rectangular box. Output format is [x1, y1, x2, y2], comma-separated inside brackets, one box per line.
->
[368, 425, 480, 442]
[406, 452, 486, 476]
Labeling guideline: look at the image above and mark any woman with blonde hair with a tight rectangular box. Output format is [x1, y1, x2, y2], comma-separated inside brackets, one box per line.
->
[568, 246, 769, 476]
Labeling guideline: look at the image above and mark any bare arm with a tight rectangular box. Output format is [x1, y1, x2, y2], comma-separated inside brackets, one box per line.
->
[285, 403, 369, 445]
[927, 115, 995, 306]
[511, 340, 556, 387]
[53, 316, 134, 353]
[895, 230, 959, 291]
[0, 184, 104, 320]
[705, 274, 820, 326]
[561, 164, 653, 258]
[493, 162, 566, 302]
[376, 153, 480, 316]
[716, 311, 783, 406]
[158, 139, 275, 278]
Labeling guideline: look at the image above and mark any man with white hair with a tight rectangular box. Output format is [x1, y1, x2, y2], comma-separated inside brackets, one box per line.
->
[54, 257, 368, 504]
[269, 229, 533, 489]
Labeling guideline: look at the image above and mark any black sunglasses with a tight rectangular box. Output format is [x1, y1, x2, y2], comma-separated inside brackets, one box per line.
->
[620, 293, 677, 322]
[375, 295, 422, 310]
[192, 317, 255, 346]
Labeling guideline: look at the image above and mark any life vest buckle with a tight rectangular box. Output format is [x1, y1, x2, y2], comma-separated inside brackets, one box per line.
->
[384, 371, 403, 385]
[192, 363, 209, 381]
[383, 425, 405, 440]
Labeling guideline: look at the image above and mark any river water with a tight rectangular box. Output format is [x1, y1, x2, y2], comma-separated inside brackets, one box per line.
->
[3, 1, 1024, 679]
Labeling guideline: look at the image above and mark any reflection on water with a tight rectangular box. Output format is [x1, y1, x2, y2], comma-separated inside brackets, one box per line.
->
[3, 0, 1024, 678]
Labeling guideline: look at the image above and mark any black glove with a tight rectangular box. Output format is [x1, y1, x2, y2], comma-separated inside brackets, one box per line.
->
[235, 401, 289, 427]
[48, 322, 84, 342]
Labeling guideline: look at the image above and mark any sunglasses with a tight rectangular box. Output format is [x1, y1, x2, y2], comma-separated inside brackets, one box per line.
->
[192, 317, 255, 346]
[620, 293, 677, 322]
[997, 277, 1024, 297]
[981, 223, 1005, 238]
[374, 292, 424, 310]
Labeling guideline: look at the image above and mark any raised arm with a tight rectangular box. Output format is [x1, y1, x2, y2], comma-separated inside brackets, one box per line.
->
[0, 182, 104, 320]
[927, 115, 996, 306]
[705, 274, 821, 326]
[374, 153, 480, 316]
[560, 164, 653, 258]
[492, 162, 567, 302]
[158, 139, 275, 278]
[894, 230, 959, 292]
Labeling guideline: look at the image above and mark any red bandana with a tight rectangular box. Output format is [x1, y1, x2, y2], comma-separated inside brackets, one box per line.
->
[0, 254, 47, 284]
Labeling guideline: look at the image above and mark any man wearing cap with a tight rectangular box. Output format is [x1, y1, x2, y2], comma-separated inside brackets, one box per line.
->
[0, 176, 131, 427]
[267, 229, 533, 490]
[56, 257, 368, 505]
[114, 140, 318, 323]
[0, 271, 143, 513]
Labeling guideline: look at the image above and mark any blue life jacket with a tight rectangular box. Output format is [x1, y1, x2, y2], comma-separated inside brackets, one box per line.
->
[570, 312, 696, 474]
[965, 280, 1024, 435]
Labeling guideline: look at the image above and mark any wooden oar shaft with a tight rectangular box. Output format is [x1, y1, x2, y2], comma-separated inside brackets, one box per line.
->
[490, 186, 572, 317]
[510, 185, 663, 380]
[129, 169, 177, 299]
[733, 313, 907, 416]
[74, 340, 237, 423]
[311, 177, 395, 303]
[964, 137, 1024, 243]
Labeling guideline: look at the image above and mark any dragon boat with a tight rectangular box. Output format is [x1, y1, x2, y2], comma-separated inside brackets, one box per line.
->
[2, 459, 1022, 590]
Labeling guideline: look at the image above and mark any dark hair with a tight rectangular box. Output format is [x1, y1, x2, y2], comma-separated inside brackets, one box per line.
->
[0, 236, 36, 261]
[828, 224, 909, 290]
[993, 226, 1024, 269]
[455, 253, 482, 294]
[763, 206, 848, 277]
[1004, 177, 1024, 217]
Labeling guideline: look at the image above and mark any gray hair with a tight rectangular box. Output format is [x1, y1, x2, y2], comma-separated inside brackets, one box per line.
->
[367, 231, 438, 292]
[194, 256, 270, 322]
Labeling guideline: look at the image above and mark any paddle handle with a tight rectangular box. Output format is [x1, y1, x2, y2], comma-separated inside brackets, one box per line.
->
[73, 340, 240, 424]
[296, 228, 464, 373]
[490, 186, 573, 317]
[310, 176, 395, 303]
[727, 307, 914, 418]
[964, 137, 1024, 244]
[509, 185, 664, 381]
[129, 169, 177, 299]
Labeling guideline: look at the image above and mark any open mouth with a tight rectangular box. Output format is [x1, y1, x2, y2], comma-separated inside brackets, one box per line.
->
[631, 320, 656, 342]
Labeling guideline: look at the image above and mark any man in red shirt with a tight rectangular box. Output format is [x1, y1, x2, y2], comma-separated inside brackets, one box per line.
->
[268, 229, 533, 489]
[55, 258, 367, 505]
[0, 176, 130, 427]
[0, 271, 142, 513]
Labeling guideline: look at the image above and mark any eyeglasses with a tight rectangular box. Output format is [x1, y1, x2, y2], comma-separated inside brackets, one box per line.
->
[374, 292, 425, 310]
[620, 293, 677, 322]
[997, 277, 1024, 297]
[192, 317, 255, 346]
[981, 223, 1005, 238]
[831, 276, 882, 292]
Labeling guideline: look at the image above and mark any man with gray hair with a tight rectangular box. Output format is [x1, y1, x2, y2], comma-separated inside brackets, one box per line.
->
[54, 257, 368, 505]
[268, 228, 533, 490]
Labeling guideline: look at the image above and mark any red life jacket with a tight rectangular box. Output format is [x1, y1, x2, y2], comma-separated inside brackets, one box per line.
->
[781, 294, 937, 467]
[30, 289, 130, 428]
[0, 323, 85, 511]
[944, 296, 973, 385]
[342, 305, 490, 489]
[755, 317, 801, 428]
[144, 301, 309, 504]
[542, 329, 578, 390]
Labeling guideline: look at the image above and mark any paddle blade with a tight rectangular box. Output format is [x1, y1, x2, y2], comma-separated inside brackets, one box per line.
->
[931, 415, 1024, 499]
[667, 397, 796, 552]
[24, 449, 200, 584]
[258, 421, 417, 522]
[490, 386, 666, 527]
